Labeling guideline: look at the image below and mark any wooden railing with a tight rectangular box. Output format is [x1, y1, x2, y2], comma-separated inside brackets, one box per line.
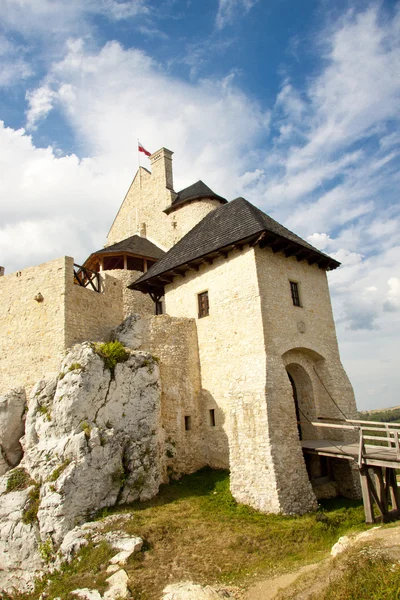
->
[313, 417, 400, 467]
[73, 264, 101, 292]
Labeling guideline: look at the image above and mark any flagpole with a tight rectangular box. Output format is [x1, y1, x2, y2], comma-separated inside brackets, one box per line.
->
[137, 138, 142, 189]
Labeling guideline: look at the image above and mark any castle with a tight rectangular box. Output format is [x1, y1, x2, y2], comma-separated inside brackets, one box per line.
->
[0, 147, 360, 514]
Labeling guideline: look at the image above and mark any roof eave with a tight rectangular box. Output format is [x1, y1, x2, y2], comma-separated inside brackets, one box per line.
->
[130, 232, 340, 295]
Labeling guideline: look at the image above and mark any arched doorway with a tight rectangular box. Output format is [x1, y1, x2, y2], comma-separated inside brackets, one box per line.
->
[288, 373, 302, 440]
[286, 363, 316, 441]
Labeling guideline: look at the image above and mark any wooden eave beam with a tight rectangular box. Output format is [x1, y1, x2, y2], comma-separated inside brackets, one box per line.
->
[185, 263, 199, 272]
[216, 250, 228, 259]
[271, 241, 291, 254]
[172, 266, 186, 276]
[296, 250, 313, 262]
[159, 275, 174, 283]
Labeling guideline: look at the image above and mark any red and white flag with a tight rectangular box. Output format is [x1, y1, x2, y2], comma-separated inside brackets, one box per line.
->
[138, 141, 151, 157]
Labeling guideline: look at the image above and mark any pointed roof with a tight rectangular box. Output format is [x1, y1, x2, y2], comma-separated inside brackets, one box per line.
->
[164, 180, 227, 214]
[84, 235, 165, 268]
[131, 197, 340, 294]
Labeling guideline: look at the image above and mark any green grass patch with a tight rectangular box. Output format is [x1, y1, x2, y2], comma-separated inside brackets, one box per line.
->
[6, 468, 34, 493]
[22, 484, 40, 525]
[94, 341, 128, 374]
[47, 459, 71, 482]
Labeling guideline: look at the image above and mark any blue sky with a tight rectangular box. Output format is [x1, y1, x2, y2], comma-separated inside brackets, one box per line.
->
[0, 0, 399, 410]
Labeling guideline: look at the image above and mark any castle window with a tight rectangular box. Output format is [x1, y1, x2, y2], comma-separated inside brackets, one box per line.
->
[184, 416, 192, 431]
[209, 409, 216, 427]
[290, 281, 301, 307]
[198, 291, 209, 318]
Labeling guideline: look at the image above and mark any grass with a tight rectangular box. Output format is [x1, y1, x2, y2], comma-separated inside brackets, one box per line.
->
[94, 340, 128, 374]
[311, 547, 400, 600]
[47, 459, 71, 482]
[8, 469, 368, 600]
[21, 484, 40, 525]
[9, 542, 115, 600]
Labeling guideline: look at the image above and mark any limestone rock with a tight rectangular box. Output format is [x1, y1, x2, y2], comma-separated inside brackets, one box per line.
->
[0, 388, 26, 476]
[71, 569, 130, 600]
[72, 589, 103, 600]
[0, 342, 162, 592]
[111, 314, 145, 349]
[162, 582, 236, 599]
[104, 569, 130, 600]
[331, 527, 382, 557]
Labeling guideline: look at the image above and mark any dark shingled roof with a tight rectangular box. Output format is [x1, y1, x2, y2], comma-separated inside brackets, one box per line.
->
[131, 197, 340, 293]
[164, 180, 227, 214]
[87, 235, 165, 260]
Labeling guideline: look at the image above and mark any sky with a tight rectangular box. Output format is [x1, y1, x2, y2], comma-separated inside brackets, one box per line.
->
[0, 0, 399, 411]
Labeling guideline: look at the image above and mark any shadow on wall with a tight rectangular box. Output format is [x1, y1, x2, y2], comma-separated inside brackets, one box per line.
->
[201, 390, 230, 470]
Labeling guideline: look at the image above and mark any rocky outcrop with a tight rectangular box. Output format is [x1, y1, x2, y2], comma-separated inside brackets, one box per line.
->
[0, 342, 162, 593]
[111, 314, 145, 349]
[0, 388, 26, 476]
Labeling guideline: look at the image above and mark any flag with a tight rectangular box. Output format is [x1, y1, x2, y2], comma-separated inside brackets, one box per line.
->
[138, 141, 151, 157]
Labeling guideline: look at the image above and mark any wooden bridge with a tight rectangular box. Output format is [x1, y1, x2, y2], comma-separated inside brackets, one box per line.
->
[301, 418, 400, 524]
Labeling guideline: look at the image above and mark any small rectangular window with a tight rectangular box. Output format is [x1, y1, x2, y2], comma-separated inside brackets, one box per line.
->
[209, 409, 216, 427]
[198, 291, 209, 318]
[184, 416, 192, 431]
[290, 281, 301, 307]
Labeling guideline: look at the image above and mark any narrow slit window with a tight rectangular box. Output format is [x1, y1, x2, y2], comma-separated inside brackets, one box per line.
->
[209, 409, 216, 427]
[184, 416, 192, 431]
[290, 281, 301, 307]
[198, 291, 209, 318]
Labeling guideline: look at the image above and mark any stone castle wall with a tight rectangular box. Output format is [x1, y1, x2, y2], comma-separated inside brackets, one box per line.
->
[140, 316, 206, 478]
[0, 257, 125, 396]
[169, 199, 224, 246]
[255, 246, 358, 436]
[99, 269, 155, 318]
[164, 246, 289, 511]
[0, 257, 68, 396]
[64, 258, 124, 349]
[107, 166, 174, 250]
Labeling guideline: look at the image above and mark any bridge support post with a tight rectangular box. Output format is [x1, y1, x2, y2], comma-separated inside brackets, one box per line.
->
[359, 467, 374, 523]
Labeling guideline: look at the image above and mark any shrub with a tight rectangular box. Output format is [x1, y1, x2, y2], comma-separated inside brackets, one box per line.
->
[6, 468, 34, 493]
[38, 536, 55, 563]
[22, 483, 40, 524]
[68, 363, 83, 372]
[94, 341, 129, 374]
[81, 421, 92, 440]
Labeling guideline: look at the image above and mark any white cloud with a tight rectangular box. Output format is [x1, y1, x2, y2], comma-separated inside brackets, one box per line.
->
[385, 277, 400, 311]
[0, 0, 149, 35]
[25, 86, 57, 130]
[215, 0, 258, 29]
[0, 35, 32, 86]
[306, 232, 333, 251]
